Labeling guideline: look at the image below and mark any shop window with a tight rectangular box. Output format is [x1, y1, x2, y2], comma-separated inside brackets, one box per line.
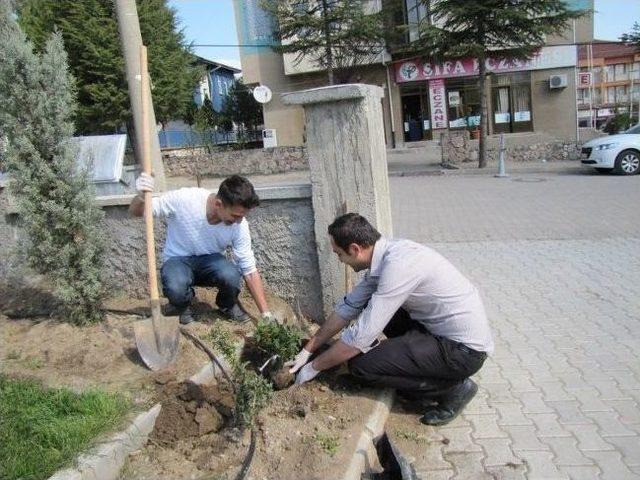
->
[603, 65, 614, 83]
[632, 62, 640, 80]
[616, 85, 628, 104]
[445, 78, 480, 130]
[614, 64, 627, 82]
[592, 67, 602, 84]
[491, 72, 532, 134]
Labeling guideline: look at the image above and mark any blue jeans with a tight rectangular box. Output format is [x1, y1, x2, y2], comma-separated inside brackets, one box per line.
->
[161, 254, 242, 311]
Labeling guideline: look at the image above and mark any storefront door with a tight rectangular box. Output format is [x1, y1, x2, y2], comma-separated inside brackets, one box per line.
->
[401, 85, 432, 142]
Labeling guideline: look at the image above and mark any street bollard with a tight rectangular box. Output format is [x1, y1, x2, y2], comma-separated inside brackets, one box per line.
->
[495, 133, 509, 178]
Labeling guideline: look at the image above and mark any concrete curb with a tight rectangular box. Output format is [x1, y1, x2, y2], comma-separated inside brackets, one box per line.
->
[342, 388, 395, 480]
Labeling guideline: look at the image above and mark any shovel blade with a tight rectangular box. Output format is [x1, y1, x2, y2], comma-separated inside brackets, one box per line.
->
[134, 316, 180, 371]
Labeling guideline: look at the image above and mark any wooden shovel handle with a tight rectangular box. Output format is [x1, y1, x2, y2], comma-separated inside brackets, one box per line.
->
[140, 46, 160, 303]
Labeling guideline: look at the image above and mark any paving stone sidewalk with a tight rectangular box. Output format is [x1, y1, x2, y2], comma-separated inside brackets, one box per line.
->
[387, 172, 640, 479]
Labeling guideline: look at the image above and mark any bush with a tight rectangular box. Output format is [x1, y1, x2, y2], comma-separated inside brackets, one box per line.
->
[603, 113, 633, 135]
[254, 320, 303, 362]
[0, 3, 106, 324]
[208, 323, 273, 427]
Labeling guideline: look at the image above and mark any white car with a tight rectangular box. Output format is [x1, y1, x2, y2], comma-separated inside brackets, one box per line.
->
[581, 124, 640, 175]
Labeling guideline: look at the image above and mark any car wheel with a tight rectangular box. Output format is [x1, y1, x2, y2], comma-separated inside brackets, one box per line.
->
[595, 168, 613, 174]
[614, 149, 640, 175]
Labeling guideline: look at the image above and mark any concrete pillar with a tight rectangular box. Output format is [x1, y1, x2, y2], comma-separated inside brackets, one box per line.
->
[282, 84, 393, 317]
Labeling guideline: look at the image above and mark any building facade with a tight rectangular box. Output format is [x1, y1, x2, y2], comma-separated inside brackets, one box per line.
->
[193, 57, 241, 113]
[577, 43, 640, 128]
[233, 0, 594, 147]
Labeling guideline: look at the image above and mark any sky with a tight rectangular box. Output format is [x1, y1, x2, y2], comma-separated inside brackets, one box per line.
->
[168, 0, 640, 66]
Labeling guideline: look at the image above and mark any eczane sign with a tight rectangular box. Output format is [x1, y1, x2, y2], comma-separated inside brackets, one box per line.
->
[395, 45, 577, 83]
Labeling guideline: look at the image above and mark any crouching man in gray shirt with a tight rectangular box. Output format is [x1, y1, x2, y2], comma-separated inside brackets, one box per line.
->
[285, 213, 494, 426]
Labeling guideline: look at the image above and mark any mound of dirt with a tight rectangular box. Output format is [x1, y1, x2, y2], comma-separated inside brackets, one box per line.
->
[151, 380, 235, 445]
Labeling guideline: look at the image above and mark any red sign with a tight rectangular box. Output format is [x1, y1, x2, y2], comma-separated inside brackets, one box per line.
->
[578, 72, 592, 87]
[395, 46, 577, 83]
[429, 79, 448, 130]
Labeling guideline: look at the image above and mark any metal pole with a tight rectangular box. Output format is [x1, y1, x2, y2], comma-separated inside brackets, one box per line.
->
[495, 133, 508, 178]
[114, 0, 166, 191]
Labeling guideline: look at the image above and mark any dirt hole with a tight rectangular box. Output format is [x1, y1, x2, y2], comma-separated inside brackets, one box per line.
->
[151, 379, 236, 445]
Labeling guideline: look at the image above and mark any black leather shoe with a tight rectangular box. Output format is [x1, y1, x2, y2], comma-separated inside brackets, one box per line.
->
[179, 306, 195, 325]
[420, 379, 478, 426]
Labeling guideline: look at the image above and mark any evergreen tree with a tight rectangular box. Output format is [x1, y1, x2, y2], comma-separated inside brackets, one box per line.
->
[0, 0, 106, 324]
[395, 0, 586, 168]
[223, 80, 263, 133]
[263, 0, 387, 85]
[17, 0, 200, 133]
[621, 22, 640, 46]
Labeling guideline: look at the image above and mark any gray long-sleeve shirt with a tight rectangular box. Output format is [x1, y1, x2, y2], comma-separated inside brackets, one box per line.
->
[337, 238, 494, 354]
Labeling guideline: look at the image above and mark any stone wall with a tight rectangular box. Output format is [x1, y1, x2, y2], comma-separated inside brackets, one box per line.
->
[0, 185, 324, 322]
[162, 146, 308, 178]
[440, 130, 607, 165]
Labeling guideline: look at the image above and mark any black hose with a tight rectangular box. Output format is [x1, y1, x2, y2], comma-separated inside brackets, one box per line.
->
[180, 327, 236, 394]
[234, 427, 257, 480]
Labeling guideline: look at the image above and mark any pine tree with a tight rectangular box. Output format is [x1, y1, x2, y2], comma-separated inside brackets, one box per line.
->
[621, 22, 640, 46]
[263, 0, 387, 85]
[223, 80, 263, 133]
[395, 0, 587, 168]
[0, 0, 106, 325]
[17, 0, 200, 133]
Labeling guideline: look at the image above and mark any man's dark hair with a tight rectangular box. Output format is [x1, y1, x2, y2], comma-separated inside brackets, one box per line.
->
[328, 213, 381, 251]
[217, 175, 260, 209]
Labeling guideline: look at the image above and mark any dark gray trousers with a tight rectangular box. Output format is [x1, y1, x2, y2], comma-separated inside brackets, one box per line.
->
[348, 309, 487, 399]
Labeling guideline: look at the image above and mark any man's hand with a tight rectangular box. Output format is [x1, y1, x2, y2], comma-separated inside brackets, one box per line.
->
[284, 348, 312, 373]
[135, 172, 154, 193]
[295, 362, 319, 385]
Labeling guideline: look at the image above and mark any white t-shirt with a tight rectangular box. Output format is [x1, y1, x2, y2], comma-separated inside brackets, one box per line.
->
[152, 188, 257, 275]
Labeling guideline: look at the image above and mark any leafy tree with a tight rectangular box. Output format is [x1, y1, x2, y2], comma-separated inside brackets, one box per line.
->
[0, 0, 106, 324]
[394, 0, 586, 168]
[263, 0, 387, 85]
[16, 0, 200, 133]
[223, 80, 263, 132]
[621, 22, 640, 46]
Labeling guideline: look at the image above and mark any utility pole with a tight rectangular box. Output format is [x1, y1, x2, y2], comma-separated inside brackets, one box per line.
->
[114, 0, 166, 191]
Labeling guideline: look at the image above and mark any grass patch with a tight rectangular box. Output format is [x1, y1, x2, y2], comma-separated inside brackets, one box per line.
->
[313, 433, 340, 456]
[0, 375, 129, 480]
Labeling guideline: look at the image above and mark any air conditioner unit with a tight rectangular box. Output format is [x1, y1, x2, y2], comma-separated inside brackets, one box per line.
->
[549, 74, 568, 89]
[262, 129, 277, 149]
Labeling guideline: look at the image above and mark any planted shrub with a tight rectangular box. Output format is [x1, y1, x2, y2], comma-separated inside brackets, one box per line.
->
[254, 320, 303, 361]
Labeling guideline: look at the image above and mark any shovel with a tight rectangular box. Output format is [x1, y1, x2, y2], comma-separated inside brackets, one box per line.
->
[133, 45, 180, 371]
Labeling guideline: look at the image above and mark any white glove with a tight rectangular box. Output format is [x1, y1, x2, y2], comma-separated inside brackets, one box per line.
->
[284, 348, 312, 374]
[135, 172, 154, 193]
[295, 362, 320, 385]
[261, 311, 275, 322]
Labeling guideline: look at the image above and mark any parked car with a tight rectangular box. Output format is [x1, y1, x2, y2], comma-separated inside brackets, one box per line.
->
[580, 124, 640, 175]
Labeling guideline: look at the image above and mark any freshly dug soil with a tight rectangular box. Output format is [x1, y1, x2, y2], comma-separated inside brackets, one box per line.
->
[151, 380, 235, 445]
[121, 368, 381, 480]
